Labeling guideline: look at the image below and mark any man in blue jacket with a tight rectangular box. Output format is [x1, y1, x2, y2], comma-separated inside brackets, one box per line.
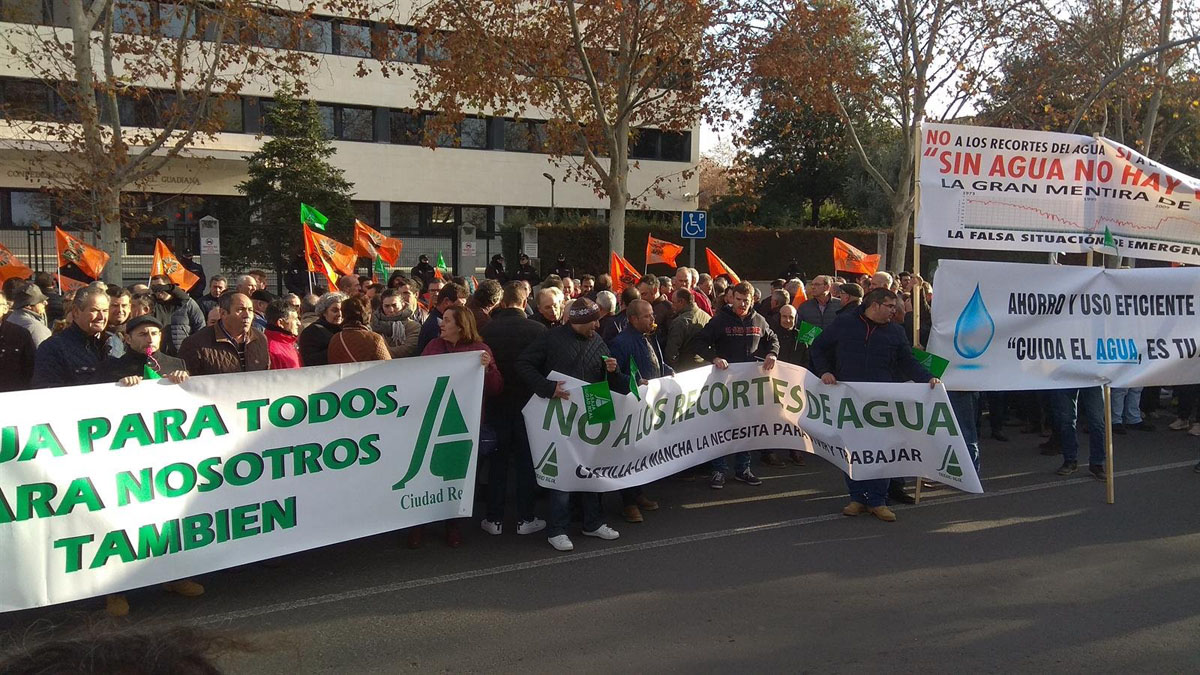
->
[809, 287, 941, 522]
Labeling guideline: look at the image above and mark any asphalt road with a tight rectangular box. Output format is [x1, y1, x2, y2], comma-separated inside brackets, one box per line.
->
[3, 418, 1199, 673]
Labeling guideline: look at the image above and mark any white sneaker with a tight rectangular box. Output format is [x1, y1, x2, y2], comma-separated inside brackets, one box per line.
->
[582, 524, 620, 540]
[517, 518, 546, 535]
[480, 519, 502, 536]
[1169, 418, 1191, 431]
[548, 534, 574, 551]
[1188, 423, 1200, 437]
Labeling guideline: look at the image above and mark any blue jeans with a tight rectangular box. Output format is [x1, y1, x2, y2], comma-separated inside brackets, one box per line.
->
[485, 416, 538, 524]
[947, 390, 981, 473]
[712, 452, 750, 474]
[1110, 388, 1143, 425]
[845, 476, 889, 507]
[548, 491, 602, 538]
[1051, 387, 1106, 466]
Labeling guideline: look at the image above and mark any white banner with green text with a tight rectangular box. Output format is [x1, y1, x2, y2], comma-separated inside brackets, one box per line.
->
[0, 353, 483, 612]
[523, 362, 981, 495]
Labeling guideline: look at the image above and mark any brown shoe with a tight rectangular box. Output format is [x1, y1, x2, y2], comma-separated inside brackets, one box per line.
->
[869, 506, 897, 522]
[788, 450, 807, 466]
[622, 505, 644, 523]
[635, 494, 659, 511]
[842, 501, 869, 516]
[105, 593, 130, 617]
[761, 452, 786, 467]
[163, 579, 205, 597]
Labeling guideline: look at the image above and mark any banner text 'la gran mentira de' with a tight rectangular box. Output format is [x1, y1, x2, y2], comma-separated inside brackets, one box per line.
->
[917, 122, 1200, 265]
[929, 260, 1200, 390]
[0, 353, 484, 612]
[524, 362, 981, 494]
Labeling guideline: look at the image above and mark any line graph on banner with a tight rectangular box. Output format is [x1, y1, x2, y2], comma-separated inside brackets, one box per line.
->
[960, 195, 1200, 243]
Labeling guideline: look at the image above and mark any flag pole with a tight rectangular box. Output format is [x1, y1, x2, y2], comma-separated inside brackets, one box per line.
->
[912, 121, 924, 505]
[1104, 383, 1115, 504]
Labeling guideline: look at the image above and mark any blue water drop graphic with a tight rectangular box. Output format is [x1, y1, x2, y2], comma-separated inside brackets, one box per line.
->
[953, 284, 995, 359]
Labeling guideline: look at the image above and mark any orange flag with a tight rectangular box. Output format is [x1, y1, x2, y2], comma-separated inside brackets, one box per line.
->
[610, 252, 641, 294]
[832, 238, 880, 275]
[55, 227, 109, 279]
[304, 225, 356, 288]
[645, 235, 683, 268]
[353, 220, 403, 266]
[151, 239, 200, 291]
[58, 274, 90, 293]
[705, 247, 741, 285]
[0, 243, 32, 285]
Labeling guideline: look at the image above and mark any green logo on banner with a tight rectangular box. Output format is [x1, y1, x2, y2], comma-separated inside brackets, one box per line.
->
[628, 357, 641, 401]
[912, 348, 949, 378]
[582, 381, 616, 424]
[938, 446, 963, 478]
[535, 442, 559, 478]
[797, 321, 822, 346]
[392, 376, 473, 491]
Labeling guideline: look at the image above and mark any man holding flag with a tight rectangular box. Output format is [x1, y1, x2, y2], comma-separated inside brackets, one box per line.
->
[608, 299, 669, 523]
[516, 297, 623, 552]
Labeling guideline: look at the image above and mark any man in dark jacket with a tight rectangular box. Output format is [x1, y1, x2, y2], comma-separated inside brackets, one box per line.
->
[95, 315, 189, 384]
[479, 282, 547, 537]
[485, 254, 508, 284]
[178, 292, 270, 375]
[514, 253, 540, 284]
[32, 285, 111, 388]
[608, 299, 667, 523]
[149, 275, 206, 356]
[551, 254, 573, 280]
[410, 254, 437, 289]
[692, 281, 780, 489]
[797, 275, 842, 329]
[516, 297, 623, 552]
[0, 298, 35, 391]
[809, 288, 940, 522]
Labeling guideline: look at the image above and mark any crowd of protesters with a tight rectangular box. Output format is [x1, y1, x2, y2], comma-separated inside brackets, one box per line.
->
[0, 252, 1181, 614]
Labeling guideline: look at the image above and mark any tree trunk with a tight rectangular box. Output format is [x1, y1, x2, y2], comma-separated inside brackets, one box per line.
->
[810, 198, 821, 227]
[99, 187, 123, 283]
[607, 118, 631, 257]
[608, 190, 628, 257]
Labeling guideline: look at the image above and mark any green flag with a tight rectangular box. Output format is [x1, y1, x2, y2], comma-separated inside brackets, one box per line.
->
[373, 255, 387, 280]
[300, 203, 328, 231]
[912, 348, 949, 378]
[1103, 226, 1115, 248]
[628, 357, 641, 401]
[797, 321, 823, 346]
[581, 381, 616, 424]
[142, 364, 162, 380]
[436, 251, 447, 270]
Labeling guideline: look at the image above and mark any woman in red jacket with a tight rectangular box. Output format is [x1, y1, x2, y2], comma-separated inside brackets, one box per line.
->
[411, 305, 502, 548]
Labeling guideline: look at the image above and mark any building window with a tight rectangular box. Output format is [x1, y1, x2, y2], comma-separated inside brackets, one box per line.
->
[388, 27, 419, 63]
[429, 205, 456, 227]
[460, 117, 488, 149]
[352, 201, 378, 226]
[111, 0, 152, 35]
[298, 17, 332, 53]
[336, 21, 373, 57]
[10, 190, 54, 228]
[257, 13, 294, 49]
[390, 202, 420, 231]
[660, 131, 690, 162]
[504, 119, 546, 153]
[420, 31, 449, 64]
[214, 97, 243, 133]
[1, 80, 52, 120]
[159, 2, 196, 39]
[630, 129, 659, 160]
[389, 110, 422, 145]
[339, 107, 374, 142]
[1, 0, 49, 24]
[462, 207, 487, 230]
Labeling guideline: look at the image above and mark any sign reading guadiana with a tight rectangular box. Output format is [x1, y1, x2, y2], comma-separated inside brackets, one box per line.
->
[524, 362, 981, 494]
[0, 353, 483, 612]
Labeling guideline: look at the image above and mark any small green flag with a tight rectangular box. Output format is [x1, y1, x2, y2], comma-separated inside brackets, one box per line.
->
[582, 381, 616, 424]
[1103, 226, 1115, 248]
[301, 203, 328, 231]
[142, 364, 162, 380]
[628, 357, 641, 401]
[436, 251, 447, 270]
[373, 255, 387, 280]
[797, 321, 823, 346]
[912, 348, 949, 378]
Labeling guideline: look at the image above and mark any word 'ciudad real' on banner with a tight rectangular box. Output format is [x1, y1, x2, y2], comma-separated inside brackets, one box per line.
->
[524, 362, 982, 495]
[929, 260, 1200, 391]
[0, 354, 484, 612]
[917, 122, 1200, 265]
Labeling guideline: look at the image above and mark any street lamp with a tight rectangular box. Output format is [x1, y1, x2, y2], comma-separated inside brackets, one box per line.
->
[542, 172, 557, 222]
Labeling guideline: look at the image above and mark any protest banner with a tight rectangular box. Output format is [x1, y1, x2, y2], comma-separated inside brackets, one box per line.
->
[928, 259, 1200, 390]
[0, 353, 483, 612]
[916, 122, 1200, 265]
[524, 362, 981, 495]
